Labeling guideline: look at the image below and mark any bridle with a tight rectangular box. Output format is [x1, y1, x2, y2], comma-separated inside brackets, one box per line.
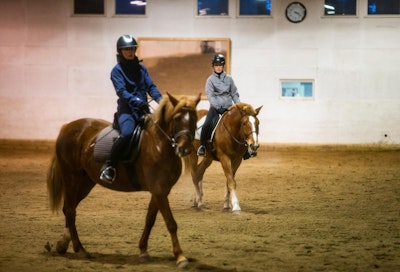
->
[221, 111, 259, 148]
[152, 106, 197, 148]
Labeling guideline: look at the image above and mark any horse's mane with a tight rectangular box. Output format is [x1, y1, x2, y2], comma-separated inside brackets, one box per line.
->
[151, 94, 197, 126]
[229, 102, 257, 116]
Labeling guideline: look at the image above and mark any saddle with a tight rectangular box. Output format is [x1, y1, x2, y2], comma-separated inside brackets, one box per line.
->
[93, 122, 143, 163]
[195, 114, 223, 160]
[195, 115, 218, 141]
[93, 115, 145, 189]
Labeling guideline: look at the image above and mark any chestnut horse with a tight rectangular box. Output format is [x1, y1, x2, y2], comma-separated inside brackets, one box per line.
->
[47, 93, 200, 267]
[183, 103, 262, 212]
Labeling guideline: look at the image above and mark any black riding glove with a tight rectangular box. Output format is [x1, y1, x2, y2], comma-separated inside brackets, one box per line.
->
[217, 107, 227, 115]
[139, 103, 150, 114]
[129, 97, 143, 108]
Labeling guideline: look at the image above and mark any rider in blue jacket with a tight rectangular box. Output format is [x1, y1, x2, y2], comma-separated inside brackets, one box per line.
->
[100, 35, 162, 183]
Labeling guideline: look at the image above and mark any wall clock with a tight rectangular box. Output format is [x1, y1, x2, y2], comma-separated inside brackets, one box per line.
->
[285, 2, 307, 23]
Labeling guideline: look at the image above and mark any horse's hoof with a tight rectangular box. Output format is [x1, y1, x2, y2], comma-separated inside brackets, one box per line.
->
[232, 210, 241, 215]
[44, 242, 52, 252]
[176, 256, 189, 268]
[232, 204, 241, 213]
[139, 253, 151, 263]
[56, 240, 69, 254]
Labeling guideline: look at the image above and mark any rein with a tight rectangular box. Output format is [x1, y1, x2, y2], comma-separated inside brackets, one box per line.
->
[221, 112, 258, 147]
[221, 117, 247, 146]
[150, 106, 195, 148]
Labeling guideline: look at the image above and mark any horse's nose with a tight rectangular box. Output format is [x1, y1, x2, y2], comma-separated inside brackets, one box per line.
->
[251, 143, 260, 150]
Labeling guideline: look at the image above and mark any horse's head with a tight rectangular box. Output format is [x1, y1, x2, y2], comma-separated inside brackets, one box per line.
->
[235, 103, 263, 158]
[155, 92, 200, 157]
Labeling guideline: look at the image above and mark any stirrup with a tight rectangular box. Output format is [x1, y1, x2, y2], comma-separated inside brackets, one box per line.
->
[100, 166, 116, 184]
[197, 145, 206, 156]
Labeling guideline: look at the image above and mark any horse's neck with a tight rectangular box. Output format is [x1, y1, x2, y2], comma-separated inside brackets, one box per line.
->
[224, 108, 242, 132]
[146, 121, 175, 155]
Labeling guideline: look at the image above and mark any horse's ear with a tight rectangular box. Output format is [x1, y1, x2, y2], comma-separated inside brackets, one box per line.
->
[255, 106, 263, 115]
[167, 92, 179, 107]
[194, 93, 201, 106]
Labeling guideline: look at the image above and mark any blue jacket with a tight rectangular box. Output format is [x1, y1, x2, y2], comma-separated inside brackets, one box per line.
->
[111, 62, 162, 116]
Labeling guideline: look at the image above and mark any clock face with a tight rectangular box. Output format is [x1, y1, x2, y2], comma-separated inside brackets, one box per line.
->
[286, 2, 306, 23]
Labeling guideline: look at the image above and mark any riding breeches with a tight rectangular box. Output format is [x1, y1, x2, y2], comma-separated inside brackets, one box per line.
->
[200, 106, 220, 145]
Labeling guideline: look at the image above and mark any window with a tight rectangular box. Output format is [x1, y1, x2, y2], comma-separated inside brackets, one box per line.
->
[239, 0, 271, 16]
[368, 0, 400, 15]
[324, 0, 356, 15]
[74, 0, 104, 15]
[281, 80, 314, 99]
[116, 0, 146, 15]
[197, 0, 229, 16]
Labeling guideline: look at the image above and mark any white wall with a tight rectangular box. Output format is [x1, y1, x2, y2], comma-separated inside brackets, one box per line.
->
[0, 0, 399, 144]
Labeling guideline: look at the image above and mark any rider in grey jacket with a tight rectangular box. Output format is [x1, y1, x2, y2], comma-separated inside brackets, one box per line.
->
[197, 54, 240, 156]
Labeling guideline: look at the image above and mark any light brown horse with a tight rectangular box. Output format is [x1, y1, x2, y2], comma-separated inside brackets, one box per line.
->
[47, 93, 200, 267]
[183, 103, 262, 212]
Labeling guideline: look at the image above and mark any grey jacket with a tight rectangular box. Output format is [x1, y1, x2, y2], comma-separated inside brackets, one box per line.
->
[206, 71, 240, 111]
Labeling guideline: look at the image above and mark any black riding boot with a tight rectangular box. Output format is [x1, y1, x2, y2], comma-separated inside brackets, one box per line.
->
[100, 136, 130, 184]
[197, 117, 212, 156]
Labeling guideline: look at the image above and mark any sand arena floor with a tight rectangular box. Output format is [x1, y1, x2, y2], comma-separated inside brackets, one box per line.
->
[0, 140, 399, 272]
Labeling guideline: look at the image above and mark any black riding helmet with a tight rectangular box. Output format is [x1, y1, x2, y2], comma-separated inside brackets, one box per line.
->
[212, 53, 225, 65]
[116, 35, 138, 54]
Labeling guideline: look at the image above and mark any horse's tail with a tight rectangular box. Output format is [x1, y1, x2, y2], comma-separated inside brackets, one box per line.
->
[47, 154, 64, 213]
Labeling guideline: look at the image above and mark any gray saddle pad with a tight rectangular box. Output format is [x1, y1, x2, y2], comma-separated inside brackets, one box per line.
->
[93, 126, 119, 162]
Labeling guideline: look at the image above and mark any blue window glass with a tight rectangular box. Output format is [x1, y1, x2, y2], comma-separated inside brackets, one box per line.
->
[239, 0, 271, 15]
[198, 0, 228, 16]
[368, 0, 400, 15]
[281, 81, 313, 98]
[116, 0, 146, 15]
[324, 0, 356, 15]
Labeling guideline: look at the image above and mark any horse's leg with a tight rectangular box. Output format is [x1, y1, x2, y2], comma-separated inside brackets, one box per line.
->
[154, 194, 188, 268]
[191, 156, 212, 208]
[189, 154, 202, 208]
[138, 195, 158, 262]
[220, 156, 241, 212]
[223, 183, 231, 210]
[58, 176, 95, 258]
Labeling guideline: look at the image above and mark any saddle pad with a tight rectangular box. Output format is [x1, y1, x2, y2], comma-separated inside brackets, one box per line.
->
[195, 116, 206, 140]
[93, 126, 119, 162]
[195, 114, 223, 141]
